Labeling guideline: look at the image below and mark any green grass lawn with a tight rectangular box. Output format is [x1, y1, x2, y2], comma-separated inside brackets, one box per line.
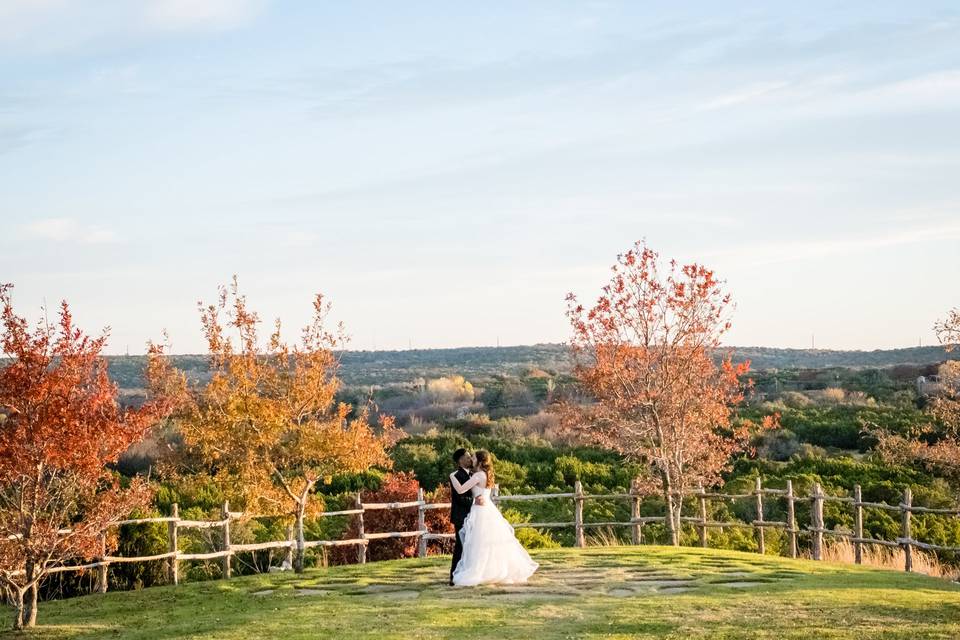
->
[4, 546, 960, 639]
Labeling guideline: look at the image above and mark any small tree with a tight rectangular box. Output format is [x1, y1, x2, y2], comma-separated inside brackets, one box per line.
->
[928, 309, 960, 442]
[874, 308, 960, 477]
[564, 242, 774, 544]
[936, 307, 960, 350]
[0, 285, 164, 630]
[153, 279, 398, 572]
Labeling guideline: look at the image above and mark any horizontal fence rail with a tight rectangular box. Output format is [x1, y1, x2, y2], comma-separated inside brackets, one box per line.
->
[26, 478, 960, 593]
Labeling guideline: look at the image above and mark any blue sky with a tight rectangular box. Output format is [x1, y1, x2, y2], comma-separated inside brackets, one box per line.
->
[2, 1, 959, 353]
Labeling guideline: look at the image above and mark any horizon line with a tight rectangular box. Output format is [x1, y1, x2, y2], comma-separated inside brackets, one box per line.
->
[99, 342, 954, 357]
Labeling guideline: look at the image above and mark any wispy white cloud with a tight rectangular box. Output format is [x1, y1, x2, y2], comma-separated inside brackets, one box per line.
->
[699, 69, 960, 125]
[710, 219, 960, 268]
[145, 0, 265, 32]
[0, 0, 265, 51]
[699, 81, 791, 111]
[22, 218, 120, 245]
[868, 70, 960, 106]
[0, 0, 68, 26]
[0, 124, 56, 154]
[274, 229, 319, 248]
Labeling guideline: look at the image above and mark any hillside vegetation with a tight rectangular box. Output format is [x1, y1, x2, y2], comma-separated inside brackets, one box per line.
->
[103, 344, 960, 388]
[6, 547, 959, 640]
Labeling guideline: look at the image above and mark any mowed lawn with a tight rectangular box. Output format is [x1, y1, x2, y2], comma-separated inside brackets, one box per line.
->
[4, 546, 960, 639]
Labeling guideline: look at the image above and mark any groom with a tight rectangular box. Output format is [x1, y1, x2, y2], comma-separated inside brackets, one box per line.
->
[449, 448, 475, 585]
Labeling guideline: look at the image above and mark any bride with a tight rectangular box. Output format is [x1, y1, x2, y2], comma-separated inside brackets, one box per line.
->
[449, 450, 539, 586]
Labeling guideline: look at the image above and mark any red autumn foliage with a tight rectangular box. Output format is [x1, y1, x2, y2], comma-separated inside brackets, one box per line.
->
[333, 472, 452, 564]
[0, 284, 169, 630]
[564, 242, 776, 544]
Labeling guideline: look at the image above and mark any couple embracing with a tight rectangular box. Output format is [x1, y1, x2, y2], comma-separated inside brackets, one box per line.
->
[448, 448, 539, 586]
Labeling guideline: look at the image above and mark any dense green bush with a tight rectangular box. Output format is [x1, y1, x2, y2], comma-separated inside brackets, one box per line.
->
[748, 406, 932, 450]
[387, 432, 645, 493]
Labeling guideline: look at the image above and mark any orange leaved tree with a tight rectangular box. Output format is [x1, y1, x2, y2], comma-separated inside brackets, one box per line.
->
[564, 242, 774, 545]
[152, 279, 399, 572]
[0, 285, 166, 630]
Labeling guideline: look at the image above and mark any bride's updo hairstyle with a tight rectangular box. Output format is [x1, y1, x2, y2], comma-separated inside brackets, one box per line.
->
[475, 450, 495, 488]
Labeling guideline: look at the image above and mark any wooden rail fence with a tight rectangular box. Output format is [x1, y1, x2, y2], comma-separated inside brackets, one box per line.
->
[33, 478, 960, 593]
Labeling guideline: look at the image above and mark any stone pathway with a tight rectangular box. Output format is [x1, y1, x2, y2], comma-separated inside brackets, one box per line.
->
[246, 552, 794, 602]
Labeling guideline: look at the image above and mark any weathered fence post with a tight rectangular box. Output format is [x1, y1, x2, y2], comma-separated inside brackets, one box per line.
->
[853, 485, 863, 565]
[221, 500, 231, 579]
[785, 480, 797, 559]
[44, 484, 957, 594]
[416, 487, 427, 559]
[574, 480, 585, 548]
[901, 487, 913, 573]
[811, 484, 824, 561]
[355, 493, 367, 565]
[697, 483, 708, 548]
[97, 533, 108, 594]
[754, 477, 765, 555]
[167, 503, 179, 585]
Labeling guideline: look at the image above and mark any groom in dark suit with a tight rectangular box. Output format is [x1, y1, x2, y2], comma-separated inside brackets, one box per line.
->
[449, 448, 475, 585]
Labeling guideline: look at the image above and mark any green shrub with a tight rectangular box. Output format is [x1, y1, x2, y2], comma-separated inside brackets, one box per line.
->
[501, 509, 561, 549]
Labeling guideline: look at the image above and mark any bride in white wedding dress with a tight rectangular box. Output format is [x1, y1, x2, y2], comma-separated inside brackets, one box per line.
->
[450, 450, 539, 586]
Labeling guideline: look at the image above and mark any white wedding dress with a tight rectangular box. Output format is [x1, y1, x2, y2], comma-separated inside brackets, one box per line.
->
[450, 470, 539, 586]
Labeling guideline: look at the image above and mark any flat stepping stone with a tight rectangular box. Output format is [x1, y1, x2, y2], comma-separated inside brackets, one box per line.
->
[717, 571, 753, 577]
[714, 581, 769, 588]
[630, 579, 695, 588]
[304, 578, 357, 584]
[608, 588, 635, 597]
[490, 586, 537, 593]
[484, 592, 571, 601]
[360, 584, 405, 593]
[378, 590, 420, 600]
[657, 587, 693, 594]
[295, 589, 332, 597]
[250, 590, 274, 596]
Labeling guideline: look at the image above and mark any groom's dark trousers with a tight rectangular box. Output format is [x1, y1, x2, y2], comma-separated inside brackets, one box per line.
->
[449, 467, 473, 584]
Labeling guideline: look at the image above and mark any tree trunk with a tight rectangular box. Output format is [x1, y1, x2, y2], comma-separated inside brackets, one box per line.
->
[672, 500, 683, 547]
[666, 492, 679, 546]
[25, 582, 38, 628]
[12, 588, 25, 631]
[16, 560, 39, 629]
[661, 470, 679, 546]
[294, 501, 306, 573]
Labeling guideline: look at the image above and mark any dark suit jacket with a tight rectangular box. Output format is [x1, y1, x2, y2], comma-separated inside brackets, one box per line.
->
[449, 467, 473, 528]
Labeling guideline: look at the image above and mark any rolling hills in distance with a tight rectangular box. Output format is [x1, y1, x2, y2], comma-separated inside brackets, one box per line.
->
[104, 343, 959, 389]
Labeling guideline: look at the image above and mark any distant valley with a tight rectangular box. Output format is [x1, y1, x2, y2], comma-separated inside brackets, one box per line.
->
[105, 343, 959, 390]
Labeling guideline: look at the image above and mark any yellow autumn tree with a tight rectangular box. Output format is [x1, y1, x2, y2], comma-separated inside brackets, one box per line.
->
[151, 279, 398, 571]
